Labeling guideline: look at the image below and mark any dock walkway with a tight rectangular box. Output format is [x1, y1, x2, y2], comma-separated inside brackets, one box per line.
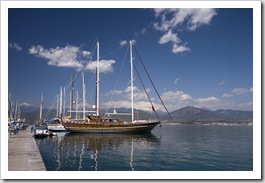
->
[8, 127, 46, 171]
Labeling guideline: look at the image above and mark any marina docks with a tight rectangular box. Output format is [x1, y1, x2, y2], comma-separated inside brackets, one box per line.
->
[8, 127, 46, 171]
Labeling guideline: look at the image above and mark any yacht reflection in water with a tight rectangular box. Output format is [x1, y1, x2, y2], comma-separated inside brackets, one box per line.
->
[38, 132, 160, 171]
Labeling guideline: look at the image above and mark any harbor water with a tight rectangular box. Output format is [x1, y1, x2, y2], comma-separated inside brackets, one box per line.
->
[36, 125, 253, 171]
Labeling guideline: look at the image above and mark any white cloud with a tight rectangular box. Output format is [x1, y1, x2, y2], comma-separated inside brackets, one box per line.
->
[104, 100, 131, 109]
[104, 86, 252, 112]
[82, 51, 91, 57]
[153, 8, 167, 17]
[159, 90, 193, 111]
[172, 43, 190, 53]
[108, 90, 123, 95]
[141, 28, 147, 34]
[123, 86, 152, 102]
[161, 90, 192, 102]
[104, 100, 157, 112]
[231, 88, 251, 95]
[85, 59, 116, 74]
[222, 87, 253, 98]
[131, 39, 136, 45]
[20, 102, 33, 107]
[222, 93, 233, 98]
[174, 77, 180, 84]
[195, 96, 220, 104]
[158, 30, 190, 54]
[119, 39, 136, 47]
[124, 86, 140, 93]
[119, 40, 127, 46]
[154, 8, 217, 32]
[29, 45, 89, 71]
[103, 86, 156, 112]
[237, 101, 253, 109]
[134, 101, 157, 111]
[193, 96, 228, 110]
[153, 8, 217, 54]
[133, 89, 151, 101]
[9, 42, 22, 51]
[159, 30, 180, 44]
[187, 9, 217, 31]
[154, 9, 189, 32]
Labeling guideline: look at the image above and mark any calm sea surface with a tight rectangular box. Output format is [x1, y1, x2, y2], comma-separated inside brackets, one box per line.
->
[36, 125, 253, 171]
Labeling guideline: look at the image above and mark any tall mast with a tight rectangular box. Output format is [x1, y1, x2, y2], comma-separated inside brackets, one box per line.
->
[63, 87, 66, 116]
[39, 94, 42, 120]
[17, 105, 21, 120]
[8, 93, 14, 121]
[82, 72, 86, 120]
[76, 90, 78, 119]
[96, 41, 100, 116]
[14, 100, 18, 121]
[59, 87, 63, 117]
[69, 91, 71, 115]
[71, 74, 74, 112]
[130, 40, 134, 122]
[56, 94, 59, 117]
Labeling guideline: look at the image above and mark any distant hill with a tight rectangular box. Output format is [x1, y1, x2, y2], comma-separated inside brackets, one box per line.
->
[20, 107, 155, 124]
[19, 106, 253, 124]
[215, 109, 253, 121]
[167, 106, 253, 122]
[19, 106, 57, 124]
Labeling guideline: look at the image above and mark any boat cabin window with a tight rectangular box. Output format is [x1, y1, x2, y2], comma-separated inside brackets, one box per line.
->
[100, 119, 117, 123]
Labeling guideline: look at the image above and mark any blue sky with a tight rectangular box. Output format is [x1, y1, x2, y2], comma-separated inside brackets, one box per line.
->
[8, 8, 253, 112]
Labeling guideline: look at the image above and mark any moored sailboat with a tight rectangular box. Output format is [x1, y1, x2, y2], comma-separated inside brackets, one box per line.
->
[63, 41, 164, 133]
[47, 90, 67, 132]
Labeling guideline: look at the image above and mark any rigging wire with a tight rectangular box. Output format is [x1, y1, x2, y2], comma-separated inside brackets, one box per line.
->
[101, 44, 125, 60]
[107, 45, 130, 110]
[112, 46, 129, 91]
[134, 48, 172, 120]
[133, 62, 160, 119]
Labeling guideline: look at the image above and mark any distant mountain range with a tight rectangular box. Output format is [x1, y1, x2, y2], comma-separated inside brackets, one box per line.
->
[19, 105, 253, 124]
[167, 106, 252, 122]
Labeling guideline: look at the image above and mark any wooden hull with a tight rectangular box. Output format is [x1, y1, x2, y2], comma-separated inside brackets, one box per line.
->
[63, 121, 160, 133]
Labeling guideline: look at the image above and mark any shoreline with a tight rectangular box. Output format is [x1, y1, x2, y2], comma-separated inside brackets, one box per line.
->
[161, 121, 253, 126]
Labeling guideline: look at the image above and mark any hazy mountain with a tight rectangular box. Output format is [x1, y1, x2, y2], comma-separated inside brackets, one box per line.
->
[19, 105, 39, 113]
[215, 109, 253, 121]
[168, 106, 253, 122]
[20, 108, 57, 124]
[19, 106, 253, 124]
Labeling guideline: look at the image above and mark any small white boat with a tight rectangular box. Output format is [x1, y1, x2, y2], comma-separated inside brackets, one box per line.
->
[47, 117, 67, 132]
[33, 128, 57, 138]
[47, 123, 66, 132]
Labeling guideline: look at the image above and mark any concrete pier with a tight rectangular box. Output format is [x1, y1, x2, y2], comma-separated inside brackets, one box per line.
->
[8, 128, 46, 171]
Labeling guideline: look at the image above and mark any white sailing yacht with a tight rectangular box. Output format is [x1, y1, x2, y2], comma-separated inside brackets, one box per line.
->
[47, 91, 67, 132]
[62, 41, 161, 133]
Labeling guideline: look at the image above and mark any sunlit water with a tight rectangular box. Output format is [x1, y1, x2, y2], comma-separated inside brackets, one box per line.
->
[36, 125, 253, 171]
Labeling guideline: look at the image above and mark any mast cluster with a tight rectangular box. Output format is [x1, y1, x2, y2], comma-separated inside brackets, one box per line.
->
[52, 40, 163, 122]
